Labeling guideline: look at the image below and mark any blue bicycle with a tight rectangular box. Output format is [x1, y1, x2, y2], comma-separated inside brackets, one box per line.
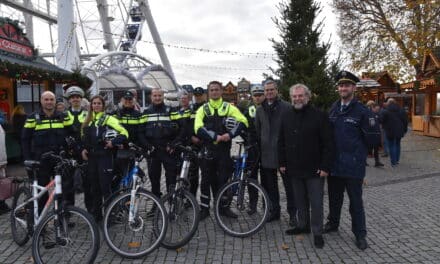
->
[214, 140, 270, 237]
[102, 143, 168, 258]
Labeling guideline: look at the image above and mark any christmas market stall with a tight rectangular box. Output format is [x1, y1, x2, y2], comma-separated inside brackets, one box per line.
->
[401, 48, 440, 137]
[0, 18, 90, 160]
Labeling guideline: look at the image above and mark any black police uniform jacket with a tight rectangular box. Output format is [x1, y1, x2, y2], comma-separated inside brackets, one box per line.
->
[112, 107, 146, 146]
[278, 104, 334, 178]
[21, 110, 71, 160]
[329, 99, 379, 179]
[142, 103, 184, 148]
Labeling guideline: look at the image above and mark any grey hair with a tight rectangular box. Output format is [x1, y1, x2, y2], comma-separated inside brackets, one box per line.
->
[289, 83, 312, 98]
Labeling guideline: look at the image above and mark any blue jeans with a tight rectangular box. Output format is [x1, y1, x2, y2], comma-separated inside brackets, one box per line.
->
[388, 137, 401, 165]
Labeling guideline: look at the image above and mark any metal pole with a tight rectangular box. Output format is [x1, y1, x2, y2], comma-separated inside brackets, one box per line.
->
[138, 0, 176, 82]
[96, 0, 115, 51]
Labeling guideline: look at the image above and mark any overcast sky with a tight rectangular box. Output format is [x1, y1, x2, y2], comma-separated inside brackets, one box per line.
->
[137, 0, 341, 88]
[22, 0, 341, 88]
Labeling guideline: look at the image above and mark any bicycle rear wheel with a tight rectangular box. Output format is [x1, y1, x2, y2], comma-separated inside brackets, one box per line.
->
[32, 206, 100, 264]
[214, 179, 270, 237]
[10, 186, 33, 246]
[160, 189, 200, 249]
[103, 189, 167, 258]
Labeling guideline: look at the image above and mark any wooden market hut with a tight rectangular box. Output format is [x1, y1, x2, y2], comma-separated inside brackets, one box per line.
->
[0, 18, 90, 160]
[357, 71, 401, 104]
[401, 48, 440, 137]
[222, 81, 237, 104]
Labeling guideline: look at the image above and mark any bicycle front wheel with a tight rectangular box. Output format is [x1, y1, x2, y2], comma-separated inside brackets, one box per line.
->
[160, 189, 200, 249]
[32, 206, 100, 264]
[103, 189, 167, 258]
[214, 179, 270, 237]
[10, 186, 33, 246]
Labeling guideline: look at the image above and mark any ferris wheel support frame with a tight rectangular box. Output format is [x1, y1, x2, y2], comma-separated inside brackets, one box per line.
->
[137, 0, 176, 82]
[96, 0, 116, 51]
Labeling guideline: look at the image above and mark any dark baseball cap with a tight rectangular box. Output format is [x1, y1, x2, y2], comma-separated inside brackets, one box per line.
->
[193, 87, 205, 95]
[123, 90, 134, 99]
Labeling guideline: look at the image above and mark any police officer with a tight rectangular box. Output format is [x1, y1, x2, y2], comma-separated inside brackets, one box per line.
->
[64, 86, 87, 203]
[243, 85, 265, 214]
[193, 87, 206, 109]
[194, 81, 248, 220]
[81, 95, 128, 222]
[22, 91, 72, 212]
[112, 90, 148, 186]
[325, 70, 375, 250]
[187, 87, 207, 196]
[143, 88, 184, 202]
[113, 90, 146, 146]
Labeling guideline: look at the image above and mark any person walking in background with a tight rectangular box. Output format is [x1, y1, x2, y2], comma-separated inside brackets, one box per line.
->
[379, 98, 408, 167]
[255, 79, 297, 226]
[279, 84, 334, 248]
[380, 100, 390, 157]
[366, 101, 384, 167]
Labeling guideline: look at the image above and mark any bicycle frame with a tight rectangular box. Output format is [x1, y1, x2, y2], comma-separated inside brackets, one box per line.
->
[128, 160, 142, 223]
[14, 175, 62, 230]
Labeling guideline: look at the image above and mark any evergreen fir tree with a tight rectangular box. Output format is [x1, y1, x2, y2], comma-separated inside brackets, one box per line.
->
[270, 0, 340, 109]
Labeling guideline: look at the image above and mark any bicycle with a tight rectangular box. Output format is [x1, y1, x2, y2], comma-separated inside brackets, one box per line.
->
[157, 144, 200, 249]
[10, 151, 100, 264]
[214, 140, 271, 237]
[102, 143, 168, 259]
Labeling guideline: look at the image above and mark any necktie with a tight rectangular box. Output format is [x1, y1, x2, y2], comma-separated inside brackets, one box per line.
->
[341, 104, 348, 112]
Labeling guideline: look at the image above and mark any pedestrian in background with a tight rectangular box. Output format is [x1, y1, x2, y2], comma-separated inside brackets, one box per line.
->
[380, 100, 390, 157]
[366, 101, 384, 167]
[279, 84, 334, 248]
[255, 79, 297, 225]
[379, 98, 408, 167]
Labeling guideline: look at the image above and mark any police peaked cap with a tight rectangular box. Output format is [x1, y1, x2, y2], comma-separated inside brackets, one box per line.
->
[336, 70, 360, 85]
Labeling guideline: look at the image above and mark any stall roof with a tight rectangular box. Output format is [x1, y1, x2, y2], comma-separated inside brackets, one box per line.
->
[0, 54, 70, 74]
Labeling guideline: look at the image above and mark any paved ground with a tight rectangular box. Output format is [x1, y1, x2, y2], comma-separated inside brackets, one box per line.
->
[1, 130, 440, 263]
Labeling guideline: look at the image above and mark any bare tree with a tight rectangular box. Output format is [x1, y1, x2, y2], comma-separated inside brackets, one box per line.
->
[333, 0, 440, 81]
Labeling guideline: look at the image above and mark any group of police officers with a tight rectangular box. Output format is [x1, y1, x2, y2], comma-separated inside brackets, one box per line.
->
[21, 70, 372, 251]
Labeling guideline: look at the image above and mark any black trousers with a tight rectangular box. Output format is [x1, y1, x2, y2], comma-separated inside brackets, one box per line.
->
[188, 155, 200, 196]
[84, 151, 113, 221]
[291, 177, 324, 235]
[327, 176, 367, 239]
[261, 168, 296, 217]
[148, 148, 178, 197]
[62, 167, 75, 207]
[35, 157, 57, 213]
[199, 147, 232, 209]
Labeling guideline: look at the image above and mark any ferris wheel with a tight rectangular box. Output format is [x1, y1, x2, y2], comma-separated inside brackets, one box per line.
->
[0, 0, 178, 106]
[0, 0, 175, 78]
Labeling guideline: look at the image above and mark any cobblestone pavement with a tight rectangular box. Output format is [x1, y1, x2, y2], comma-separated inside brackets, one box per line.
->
[1, 131, 440, 263]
